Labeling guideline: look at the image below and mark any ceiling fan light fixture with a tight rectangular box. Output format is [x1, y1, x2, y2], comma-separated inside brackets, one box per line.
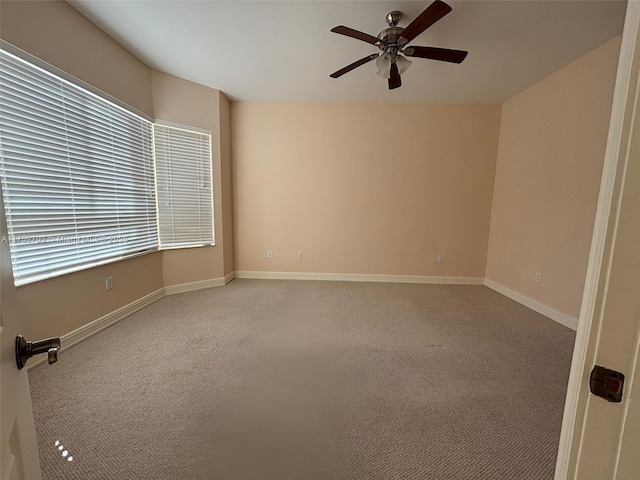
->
[396, 55, 412, 74]
[376, 52, 392, 78]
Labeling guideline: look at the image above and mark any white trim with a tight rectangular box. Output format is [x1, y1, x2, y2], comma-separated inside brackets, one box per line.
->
[164, 277, 226, 295]
[234, 270, 484, 285]
[26, 288, 165, 370]
[25, 274, 231, 369]
[484, 279, 578, 331]
[555, 3, 640, 478]
[154, 119, 211, 135]
[63, 288, 165, 350]
[22, 271, 578, 378]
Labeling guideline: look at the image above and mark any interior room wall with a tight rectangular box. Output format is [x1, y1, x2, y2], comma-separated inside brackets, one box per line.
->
[0, 0, 621, 342]
[0, 0, 236, 343]
[1, 0, 166, 341]
[485, 35, 622, 319]
[15, 255, 163, 341]
[232, 102, 502, 278]
[0, 0, 153, 116]
[151, 71, 228, 286]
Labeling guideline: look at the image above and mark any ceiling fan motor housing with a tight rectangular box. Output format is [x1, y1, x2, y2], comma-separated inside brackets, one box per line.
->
[378, 25, 408, 56]
[379, 10, 411, 58]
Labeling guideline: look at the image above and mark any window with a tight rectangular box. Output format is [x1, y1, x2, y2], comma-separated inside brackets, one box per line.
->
[153, 123, 214, 248]
[0, 48, 157, 285]
[0, 47, 217, 286]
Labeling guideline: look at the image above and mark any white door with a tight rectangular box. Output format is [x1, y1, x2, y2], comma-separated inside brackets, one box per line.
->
[0, 184, 42, 479]
[555, 1, 640, 478]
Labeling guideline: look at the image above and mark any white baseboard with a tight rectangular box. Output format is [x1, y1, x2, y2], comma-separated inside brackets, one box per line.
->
[234, 270, 484, 285]
[25, 272, 575, 370]
[484, 279, 578, 331]
[27, 287, 165, 370]
[164, 277, 227, 295]
[28, 275, 231, 369]
[62, 288, 165, 351]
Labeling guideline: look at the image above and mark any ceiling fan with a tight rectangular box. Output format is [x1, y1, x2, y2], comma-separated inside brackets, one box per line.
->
[329, 0, 468, 90]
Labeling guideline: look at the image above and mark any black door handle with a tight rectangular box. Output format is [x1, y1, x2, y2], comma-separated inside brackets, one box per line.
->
[15, 335, 61, 370]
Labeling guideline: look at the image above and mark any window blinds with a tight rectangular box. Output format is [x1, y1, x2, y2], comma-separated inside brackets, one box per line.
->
[153, 123, 214, 248]
[0, 49, 157, 285]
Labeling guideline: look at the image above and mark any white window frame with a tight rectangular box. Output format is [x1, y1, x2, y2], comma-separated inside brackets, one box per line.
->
[0, 43, 218, 286]
[0, 44, 160, 286]
[0, 41, 168, 286]
[153, 120, 215, 250]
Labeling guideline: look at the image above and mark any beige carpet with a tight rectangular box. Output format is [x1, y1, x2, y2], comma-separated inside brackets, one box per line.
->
[28, 280, 575, 479]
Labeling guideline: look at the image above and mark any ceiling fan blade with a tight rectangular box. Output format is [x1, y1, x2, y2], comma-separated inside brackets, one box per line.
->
[404, 46, 468, 63]
[330, 54, 378, 79]
[400, 0, 452, 44]
[331, 26, 380, 45]
[388, 62, 401, 90]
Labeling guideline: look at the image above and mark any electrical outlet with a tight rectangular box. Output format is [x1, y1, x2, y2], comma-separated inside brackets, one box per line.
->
[267, 250, 273, 258]
[437, 255, 444, 263]
[105, 276, 113, 290]
[297, 251, 304, 260]
[535, 272, 542, 283]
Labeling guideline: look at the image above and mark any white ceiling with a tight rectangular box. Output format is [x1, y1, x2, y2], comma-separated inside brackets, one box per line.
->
[68, 0, 626, 103]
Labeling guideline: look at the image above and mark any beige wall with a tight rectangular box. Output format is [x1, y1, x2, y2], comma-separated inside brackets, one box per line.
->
[0, 0, 621, 342]
[232, 103, 502, 277]
[1, 1, 233, 341]
[1, 0, 164, 340]
[151, 71, 228, 286]
[485, 36, 621, 318]
[16, 254, 162, 341]
[0, 0, 153, 116]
